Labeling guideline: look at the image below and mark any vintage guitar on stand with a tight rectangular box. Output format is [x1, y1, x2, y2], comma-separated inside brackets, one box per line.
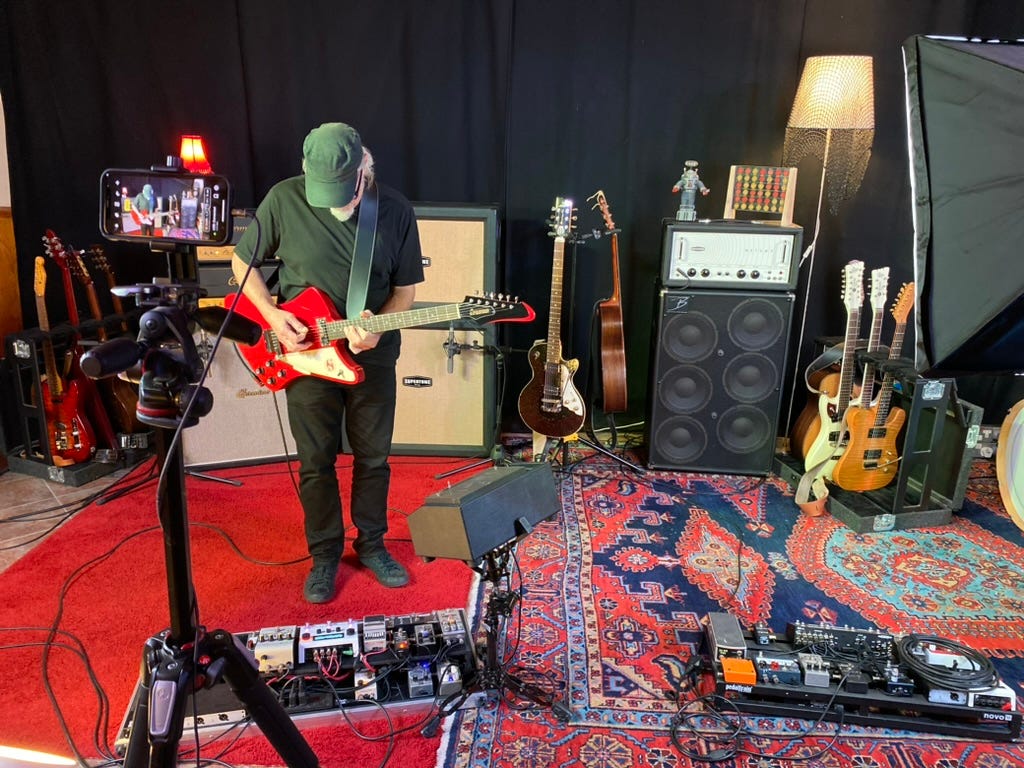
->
[42, 231, 118, 454]
[588, 190, 628, 419]
[86, 245, 131, 335]
[832, 282, 915, 492]
[65, 243, 143, 434]
[517, 197, 586, 454]
[800, 259, 865, 477]
[32, 257, 95, 466]
[227, 290, 534, 391]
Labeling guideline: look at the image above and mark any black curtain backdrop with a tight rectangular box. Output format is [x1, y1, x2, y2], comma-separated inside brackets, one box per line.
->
[3, 0, 1023, 432]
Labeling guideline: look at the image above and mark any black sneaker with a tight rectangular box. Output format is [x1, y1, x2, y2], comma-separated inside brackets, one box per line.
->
[304, 560, 339, 603]
[359, 550, 409, 588]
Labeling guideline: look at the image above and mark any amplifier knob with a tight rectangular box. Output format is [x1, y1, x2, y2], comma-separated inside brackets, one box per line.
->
[751, 270, 760, 279]
[700, 268, 710, 277]
[737, 270, 747, 278]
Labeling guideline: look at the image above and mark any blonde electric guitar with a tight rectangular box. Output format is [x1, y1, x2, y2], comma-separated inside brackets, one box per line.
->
[802, 260, 864, 477]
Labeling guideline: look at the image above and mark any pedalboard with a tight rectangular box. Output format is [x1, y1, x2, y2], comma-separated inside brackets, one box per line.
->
[704, 615, 1021, 741]
[115, 608, 478, 750]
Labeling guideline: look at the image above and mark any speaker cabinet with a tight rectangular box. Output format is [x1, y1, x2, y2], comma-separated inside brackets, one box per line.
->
[646, 288, 794, 474]
[367, 204, 500, 456]
[183, 337, 296, 469]
[408, 463, 559, 562]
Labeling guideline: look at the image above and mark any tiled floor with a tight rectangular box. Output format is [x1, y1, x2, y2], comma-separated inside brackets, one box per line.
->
[0, 464, 133, 573]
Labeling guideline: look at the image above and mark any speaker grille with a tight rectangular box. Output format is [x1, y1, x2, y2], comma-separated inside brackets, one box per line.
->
[647, 289, 794, 474]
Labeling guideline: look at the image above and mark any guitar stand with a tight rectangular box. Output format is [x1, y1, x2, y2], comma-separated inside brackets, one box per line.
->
[421, 542, 572, 737]
[121, 426, 316, 767]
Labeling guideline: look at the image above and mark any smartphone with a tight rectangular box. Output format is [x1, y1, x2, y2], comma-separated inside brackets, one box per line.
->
[99, 168, 232, 246]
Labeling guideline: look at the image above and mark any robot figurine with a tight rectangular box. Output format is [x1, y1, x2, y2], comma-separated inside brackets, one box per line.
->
[671, 160, 710, 221]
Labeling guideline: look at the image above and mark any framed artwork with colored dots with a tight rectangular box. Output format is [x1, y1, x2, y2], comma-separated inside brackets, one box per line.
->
[722, 165, 797, 226]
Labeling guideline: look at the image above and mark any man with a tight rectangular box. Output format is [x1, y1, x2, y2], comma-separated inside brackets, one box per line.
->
[231, 122, 424, 603]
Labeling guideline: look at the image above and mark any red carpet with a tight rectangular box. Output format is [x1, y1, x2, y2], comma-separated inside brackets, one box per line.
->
[0, 455, 482, 766]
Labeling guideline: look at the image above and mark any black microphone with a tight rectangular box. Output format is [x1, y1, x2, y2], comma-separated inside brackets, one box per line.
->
[194, 305, 263, 346]
[80, 337, 145, 379]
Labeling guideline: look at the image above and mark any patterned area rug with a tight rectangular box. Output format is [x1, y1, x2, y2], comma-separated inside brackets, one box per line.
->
[441, 458, 1024, 766]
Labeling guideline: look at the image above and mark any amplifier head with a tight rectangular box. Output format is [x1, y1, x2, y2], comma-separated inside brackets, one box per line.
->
[661, 219, 802, 291]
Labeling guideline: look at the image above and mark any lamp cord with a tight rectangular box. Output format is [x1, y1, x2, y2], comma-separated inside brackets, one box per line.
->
[784, 127, 833, 433]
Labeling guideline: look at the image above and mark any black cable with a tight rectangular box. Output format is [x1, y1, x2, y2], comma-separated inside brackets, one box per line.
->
[896, 634, 998, 691]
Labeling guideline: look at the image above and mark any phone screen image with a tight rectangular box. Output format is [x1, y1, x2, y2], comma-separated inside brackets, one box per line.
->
[100, 169, 232, 246]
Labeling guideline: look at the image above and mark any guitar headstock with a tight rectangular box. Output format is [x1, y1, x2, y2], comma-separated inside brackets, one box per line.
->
[67, 248, 94, 287]
[42, 229, 69, 271]
[87, 245, 112, 276]
[891, 282, 916, 324]
[588, 189, 616, 232]
[459, 294, 536, 325]
[34, 256, 47, 298]
[841, 260, 865, 312]
[549, 197, 576, 240]
[869, 266, 890, 312]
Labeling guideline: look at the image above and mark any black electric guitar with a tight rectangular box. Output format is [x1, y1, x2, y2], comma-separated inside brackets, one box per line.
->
[517, 197, 586, 438]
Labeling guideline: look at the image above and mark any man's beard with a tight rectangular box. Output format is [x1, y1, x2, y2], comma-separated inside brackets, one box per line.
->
[330, 206, 355, 222]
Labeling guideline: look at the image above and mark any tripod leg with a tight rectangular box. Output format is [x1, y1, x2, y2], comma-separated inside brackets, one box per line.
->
[210, 629, 320, 768]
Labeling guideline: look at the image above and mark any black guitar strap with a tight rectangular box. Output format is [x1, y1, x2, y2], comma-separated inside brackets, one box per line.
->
[346, 181, 379, 316]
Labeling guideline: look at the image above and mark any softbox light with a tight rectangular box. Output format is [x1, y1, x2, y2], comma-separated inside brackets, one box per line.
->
[902, 35, 1024, 375]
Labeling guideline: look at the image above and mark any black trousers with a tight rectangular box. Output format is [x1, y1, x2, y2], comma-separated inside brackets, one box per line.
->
[284, 363, 397, 562]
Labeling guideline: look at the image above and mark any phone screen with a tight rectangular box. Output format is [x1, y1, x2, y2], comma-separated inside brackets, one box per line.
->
[99, 168, 232, 246]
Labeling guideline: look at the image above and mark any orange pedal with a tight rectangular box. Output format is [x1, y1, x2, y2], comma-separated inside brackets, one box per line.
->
[721, 657, 757, 685]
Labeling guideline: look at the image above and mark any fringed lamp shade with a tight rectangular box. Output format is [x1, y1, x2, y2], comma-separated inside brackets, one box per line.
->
[784, 55, 874, 212]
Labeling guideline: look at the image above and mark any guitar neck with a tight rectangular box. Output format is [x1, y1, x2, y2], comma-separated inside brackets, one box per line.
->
[608, 233, 622, 304]
[320, 302, 464, 340]
[859, 307, 885, 406]
[545, 237, 566, 364]
[873, 321, 907, 426]
[33, 260, 63, 398]
[836, 307, 862, 410]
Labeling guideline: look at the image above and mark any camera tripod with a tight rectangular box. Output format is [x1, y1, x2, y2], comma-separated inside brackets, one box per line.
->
[423, 540, 573, 736]
[120, 425, 318, 767]
[83, 289, 318, 767]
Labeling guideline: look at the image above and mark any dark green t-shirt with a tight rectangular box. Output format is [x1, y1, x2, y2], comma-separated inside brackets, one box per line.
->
[234, 177, 424, 366]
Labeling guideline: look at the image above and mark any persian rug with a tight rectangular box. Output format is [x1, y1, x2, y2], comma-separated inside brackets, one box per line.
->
[441, 458, 1024, 767]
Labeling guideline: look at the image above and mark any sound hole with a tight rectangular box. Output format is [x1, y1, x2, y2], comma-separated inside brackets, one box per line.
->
[663, 312, 717, 362]
[723, 353, 777, 403]
[728, 299, 784, 350]
[659, 365, 712, 414]
[654, 416, 707, 463]
[716, 406, 771, 454]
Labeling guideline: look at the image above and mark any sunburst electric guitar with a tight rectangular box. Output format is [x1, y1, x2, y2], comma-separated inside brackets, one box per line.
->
[801, 260, 865, 477]
[517, 197, 586, 439]
[226, 290, 534, 391]
[832, 283, 915, 491]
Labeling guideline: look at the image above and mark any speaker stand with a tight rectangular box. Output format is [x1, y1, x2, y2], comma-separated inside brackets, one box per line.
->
[534, 431, 644, 474]
[421, 541, 572, 737]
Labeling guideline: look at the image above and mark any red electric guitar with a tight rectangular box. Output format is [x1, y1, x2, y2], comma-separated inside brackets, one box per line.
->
[226, 289, 534, 391]
[42, 231, 118, 450]
[33, 257, 95, 465]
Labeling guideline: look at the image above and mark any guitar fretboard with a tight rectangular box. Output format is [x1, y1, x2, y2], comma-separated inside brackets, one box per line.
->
[266, 302, 465, 349]
[546, 237, 566, 365]
[873, 321, 907, 427]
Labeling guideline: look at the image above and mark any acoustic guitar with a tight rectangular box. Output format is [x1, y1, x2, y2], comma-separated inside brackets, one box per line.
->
[832, 283, 915, 492]
[801, 260, 864, 476]
[517, 197, 586, 439]
[32, 257, 95, 465]
[589, 190, 628, 414]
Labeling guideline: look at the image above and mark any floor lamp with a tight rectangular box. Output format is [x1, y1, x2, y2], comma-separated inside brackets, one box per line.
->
[781, 55, 875, 441]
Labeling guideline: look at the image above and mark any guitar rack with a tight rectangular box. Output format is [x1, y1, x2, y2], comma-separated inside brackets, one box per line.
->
[775, 353, 982, 532]
[2, 317, 147, 486]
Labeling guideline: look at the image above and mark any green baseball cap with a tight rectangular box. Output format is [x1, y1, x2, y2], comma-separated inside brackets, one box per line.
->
[302, 122, 363, 208]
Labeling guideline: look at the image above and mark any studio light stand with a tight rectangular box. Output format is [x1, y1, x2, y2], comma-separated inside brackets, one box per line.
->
[423, 538, 573, 735]
[83, 288, 316, 768]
